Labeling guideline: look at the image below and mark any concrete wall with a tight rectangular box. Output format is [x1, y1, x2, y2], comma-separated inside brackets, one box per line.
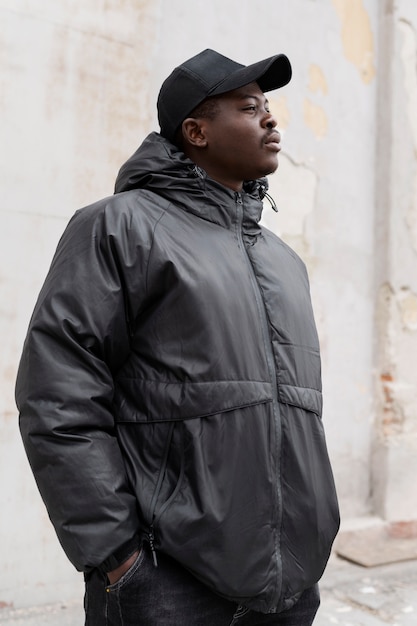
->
[372, 0, 417, 523]
[1, 0, 416, 610]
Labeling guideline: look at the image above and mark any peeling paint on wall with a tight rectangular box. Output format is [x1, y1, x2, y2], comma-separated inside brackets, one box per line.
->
[304, 64, 328, 139]
[332, 0, 376, 84]
[397, 289, 417, 331]
[308, 64, 328, 95]
[375, 283, 396, 437]
[303, 98, 328, 139]
[263, 153, 318, 261]
[269, 95, 290, 130]
[380, 371, 404, 437]
[376, 280, 417, 442]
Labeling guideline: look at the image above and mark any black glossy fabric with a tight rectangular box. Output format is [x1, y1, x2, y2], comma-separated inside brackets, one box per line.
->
[16, 133, 339, 614]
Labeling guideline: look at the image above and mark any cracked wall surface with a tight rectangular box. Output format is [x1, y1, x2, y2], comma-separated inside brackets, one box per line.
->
[332, 0, 376, 83]
[372, 0, 417, 522]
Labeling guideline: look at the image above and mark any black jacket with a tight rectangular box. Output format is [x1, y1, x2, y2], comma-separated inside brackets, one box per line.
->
[16, 132, 339, 614]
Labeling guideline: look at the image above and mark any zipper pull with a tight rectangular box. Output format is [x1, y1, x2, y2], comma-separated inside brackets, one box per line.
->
[235, 192, 243, 205]
[148, 526, 159, 568]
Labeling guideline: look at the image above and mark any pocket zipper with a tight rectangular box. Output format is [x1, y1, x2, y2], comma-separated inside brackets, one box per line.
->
[147, 421, 186, 568]
[148, 523, 159, 567]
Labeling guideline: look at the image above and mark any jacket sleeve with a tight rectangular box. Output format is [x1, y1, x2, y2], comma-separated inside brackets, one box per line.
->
[15, 200, 145, 572]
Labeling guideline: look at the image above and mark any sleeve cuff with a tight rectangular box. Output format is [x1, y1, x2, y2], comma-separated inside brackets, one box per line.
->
[98, 533, 141, 573]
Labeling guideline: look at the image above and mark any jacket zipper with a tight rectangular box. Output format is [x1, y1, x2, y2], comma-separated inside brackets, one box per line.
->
[147, 421, 185, 568]
[235, 192, 283, 610]
[146, 421, 176, 567]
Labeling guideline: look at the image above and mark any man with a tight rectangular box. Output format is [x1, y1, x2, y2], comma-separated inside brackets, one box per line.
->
[16, 49, 339, 625]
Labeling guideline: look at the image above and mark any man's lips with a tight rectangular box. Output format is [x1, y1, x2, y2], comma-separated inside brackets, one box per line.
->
[264, 132, 281, 151]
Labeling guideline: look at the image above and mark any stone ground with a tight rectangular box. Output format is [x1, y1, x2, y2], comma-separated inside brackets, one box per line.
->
[0, 554, 416, 625]
[316, 553, 417, 626]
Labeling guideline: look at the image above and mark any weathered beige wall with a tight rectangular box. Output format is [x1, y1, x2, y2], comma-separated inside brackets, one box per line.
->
[1, 0, 416, 611]
[372, 0, 417, 522]
[0, 0, 163, 608]
[264, 0, 379, 517]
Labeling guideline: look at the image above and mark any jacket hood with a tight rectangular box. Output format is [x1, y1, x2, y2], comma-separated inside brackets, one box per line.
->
[114, 133, 272, 228]
[115, 132, 195, 196]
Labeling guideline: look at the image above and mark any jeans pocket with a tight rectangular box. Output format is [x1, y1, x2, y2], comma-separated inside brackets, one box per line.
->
[105, 545, 145, 592]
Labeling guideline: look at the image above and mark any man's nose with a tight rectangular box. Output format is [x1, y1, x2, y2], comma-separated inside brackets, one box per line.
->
[263, 111, 278, 129]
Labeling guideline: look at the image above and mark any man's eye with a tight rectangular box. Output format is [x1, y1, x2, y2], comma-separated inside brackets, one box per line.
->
[244, 105, 256, 111]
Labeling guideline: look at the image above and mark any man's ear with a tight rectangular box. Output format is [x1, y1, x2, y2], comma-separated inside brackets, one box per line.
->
[181, 118, 208, 148]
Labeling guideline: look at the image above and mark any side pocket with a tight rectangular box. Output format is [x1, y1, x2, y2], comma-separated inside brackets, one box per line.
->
[146, 422, 185, 565]
[105, 546, 144, 592]
[278, 383, 322, 416]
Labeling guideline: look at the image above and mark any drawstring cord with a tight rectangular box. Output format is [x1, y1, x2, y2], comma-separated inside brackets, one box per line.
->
[263, 190, 278, 212]
[191, 168, 279, 212]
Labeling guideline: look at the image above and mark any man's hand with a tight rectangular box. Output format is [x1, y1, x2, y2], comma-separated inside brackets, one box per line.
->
[107, 550, 140, 585]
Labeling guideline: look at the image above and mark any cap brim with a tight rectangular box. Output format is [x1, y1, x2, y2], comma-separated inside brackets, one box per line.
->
[209, 54, 292, 96]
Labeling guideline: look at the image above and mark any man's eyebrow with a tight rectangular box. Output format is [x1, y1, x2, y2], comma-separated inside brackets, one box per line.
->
[238, 93, 269, 105]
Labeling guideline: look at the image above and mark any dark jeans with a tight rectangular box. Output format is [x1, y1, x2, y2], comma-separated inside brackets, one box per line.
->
[84, 543, 320, 626]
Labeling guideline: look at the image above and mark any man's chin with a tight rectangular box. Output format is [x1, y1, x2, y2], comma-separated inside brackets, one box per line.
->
[263, 162, 279, 177]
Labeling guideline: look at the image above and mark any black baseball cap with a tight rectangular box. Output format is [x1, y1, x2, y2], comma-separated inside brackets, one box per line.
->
[157, 48, 292, 142]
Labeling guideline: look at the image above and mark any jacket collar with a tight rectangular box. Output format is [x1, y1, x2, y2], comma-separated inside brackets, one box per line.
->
[114, 132, 268, 233]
